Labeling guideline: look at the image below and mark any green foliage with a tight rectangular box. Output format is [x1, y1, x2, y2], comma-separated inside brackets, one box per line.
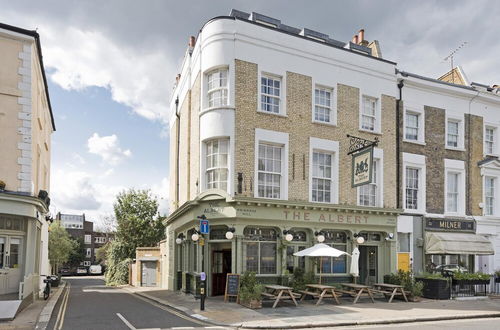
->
[114, 189, 166, 259]
[239, 271, 263, 302]
[453, 272, 491, 281]
[95, 243, 111, 264]
[384, 270, 423, 297]
[49, 222, 77, 272]
[105, 189, 165, 286]
[290, 268, 316, 291]
[67, 237, 85, 267]
[495, 270, 500, 277]
[105, 240, 132, 285]
[417, 272, 448, 280]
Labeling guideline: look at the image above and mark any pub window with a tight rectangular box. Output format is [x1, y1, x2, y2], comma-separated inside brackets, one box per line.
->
[285, 231, 307, 273]
[243, 227, 277, 274]
[209, 226, 229, 240]
[317, 231, 347, 274]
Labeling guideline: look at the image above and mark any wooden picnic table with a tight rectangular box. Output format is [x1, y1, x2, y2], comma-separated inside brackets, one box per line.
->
[263, 285, 300, 308]
[299, 284, 341, 305]
[372, 283, 408, 303]
[339, 283, 375, 304]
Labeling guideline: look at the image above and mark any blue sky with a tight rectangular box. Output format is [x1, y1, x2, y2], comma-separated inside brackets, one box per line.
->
[2, 0, 500, 227]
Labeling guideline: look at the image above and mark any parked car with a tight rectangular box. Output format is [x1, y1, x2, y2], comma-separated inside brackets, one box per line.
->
[76, 266, 88, 275]
[89, 264, 102, 275]
[435, 264, 468, 276]
[59, 267, 73, 276]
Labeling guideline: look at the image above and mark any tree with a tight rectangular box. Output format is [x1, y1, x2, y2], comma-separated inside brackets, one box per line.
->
[114, 189, 165, 259]
[67, 237, 85, 267]
[105, 189, 166, 285]
[49, 222, 77, 273]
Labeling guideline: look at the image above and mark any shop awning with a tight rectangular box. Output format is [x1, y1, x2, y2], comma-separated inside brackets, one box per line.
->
[425, 232, 494, 255]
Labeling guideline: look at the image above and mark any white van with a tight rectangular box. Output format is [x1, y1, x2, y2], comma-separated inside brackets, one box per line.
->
[89, 265, 102, 275]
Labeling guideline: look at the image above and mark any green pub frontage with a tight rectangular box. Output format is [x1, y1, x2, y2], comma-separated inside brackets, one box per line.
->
[163, 191, 399, 296]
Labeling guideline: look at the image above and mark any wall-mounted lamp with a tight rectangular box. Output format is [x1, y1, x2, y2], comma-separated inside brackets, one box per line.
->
[191, 230, 201, 242]
[353, 233, 365, 244]
[175, 233, 185, 245]
[385, 233, 394, 241]
[314, 231, 325, 243]
[226, 227, 236, 240]
[283, 230, 294, 242]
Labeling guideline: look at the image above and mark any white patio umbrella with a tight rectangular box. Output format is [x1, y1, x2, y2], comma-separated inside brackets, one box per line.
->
[350, 247, 360, 283]
[294, 243, 349, 284]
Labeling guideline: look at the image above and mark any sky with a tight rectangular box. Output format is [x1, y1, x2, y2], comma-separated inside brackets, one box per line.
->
[1, 0, 499, 227]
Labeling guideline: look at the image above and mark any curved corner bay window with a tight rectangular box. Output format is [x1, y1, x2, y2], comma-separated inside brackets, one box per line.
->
[258, 143, 282, 199]
[318, 231, 347, 274]
[206, 139, 229, 190]
[207, 69, 228, 108]
[286, 231, 307, 273]
[243, 227, 277, 274]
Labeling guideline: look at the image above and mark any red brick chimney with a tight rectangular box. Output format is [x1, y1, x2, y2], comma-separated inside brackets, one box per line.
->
[352, 35, 359, 44]
[358, 29, 365, 43]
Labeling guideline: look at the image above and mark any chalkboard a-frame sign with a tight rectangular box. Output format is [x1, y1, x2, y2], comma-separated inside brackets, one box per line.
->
[224, 273, 240, 303]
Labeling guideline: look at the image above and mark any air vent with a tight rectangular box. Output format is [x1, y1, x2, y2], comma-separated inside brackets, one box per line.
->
[345, 42, 372, 55]
[229, 9, 250, 20]
[300, 28, 329, 42]
[250, 12, 281, 28]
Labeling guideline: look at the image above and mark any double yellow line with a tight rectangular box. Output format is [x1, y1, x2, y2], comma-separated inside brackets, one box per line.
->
[54, 282, 71, 330]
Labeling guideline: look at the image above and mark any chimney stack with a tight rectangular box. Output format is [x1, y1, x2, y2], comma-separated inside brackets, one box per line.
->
[189, 36, 196, 48]
[358, 29, 365, 43]
[176, 74, 181, 83]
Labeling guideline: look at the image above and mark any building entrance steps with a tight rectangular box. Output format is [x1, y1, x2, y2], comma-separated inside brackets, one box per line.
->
[123, 286, 500, 329]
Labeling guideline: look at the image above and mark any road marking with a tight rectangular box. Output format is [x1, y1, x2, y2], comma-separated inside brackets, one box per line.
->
[54, 282, 71, 330]
[130, 293, 208, 326]
[116, 313, 137, 330]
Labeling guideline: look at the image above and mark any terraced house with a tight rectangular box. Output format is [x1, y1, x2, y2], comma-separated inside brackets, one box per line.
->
[396, 69, 499, 275]
[165, 10, 401, 295]
[0, 22, 54, 316]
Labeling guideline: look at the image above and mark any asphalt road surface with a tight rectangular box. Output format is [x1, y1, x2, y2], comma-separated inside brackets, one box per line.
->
[47, 276, 219, 330]
[308, 317, 500, 330]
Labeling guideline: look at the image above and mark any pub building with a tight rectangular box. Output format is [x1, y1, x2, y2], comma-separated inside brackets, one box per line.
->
[164, 191, 399, 296]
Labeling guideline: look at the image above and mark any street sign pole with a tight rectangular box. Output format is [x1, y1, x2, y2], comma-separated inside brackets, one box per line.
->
[197, 214, 209, 311]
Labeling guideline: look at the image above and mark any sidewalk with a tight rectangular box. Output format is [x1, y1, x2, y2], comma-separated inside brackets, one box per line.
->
[0, 282, 65, 330]
[125, 286, 500, 329]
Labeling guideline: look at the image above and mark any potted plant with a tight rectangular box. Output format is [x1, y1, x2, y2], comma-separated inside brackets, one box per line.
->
[384, 270, 423, 302]
[415, 272, 451, 300]
[452, 272, 491, 285]
[239, 271, 263, 309]
[0, 180, 5, 191]
[495, 270, 500, 283]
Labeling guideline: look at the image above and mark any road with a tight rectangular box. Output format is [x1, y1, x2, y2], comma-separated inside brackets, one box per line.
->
[308, 317, 500, 330]
[47, 276, 221, 330]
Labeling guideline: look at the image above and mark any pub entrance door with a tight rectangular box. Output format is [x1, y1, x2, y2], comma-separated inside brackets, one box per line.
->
[359, 246, 378, 286]
[211, 249, 231, 296]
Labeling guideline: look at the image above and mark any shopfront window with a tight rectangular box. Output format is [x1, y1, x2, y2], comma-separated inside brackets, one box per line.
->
[9, 238, 21, 268]
[0, 237, 4, 268]
[426, 254, 473, 273]
[209, 226, 229, 240]
[285, 231, 307, 273]
[243, 227, 277, 274]
[318, 231, 347, 274]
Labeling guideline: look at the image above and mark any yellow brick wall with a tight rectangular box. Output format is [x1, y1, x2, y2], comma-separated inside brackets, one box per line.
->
[234, 59, 397, 208]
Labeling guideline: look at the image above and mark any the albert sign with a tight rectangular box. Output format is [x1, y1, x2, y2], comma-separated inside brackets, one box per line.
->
[351, 147, 374, 187]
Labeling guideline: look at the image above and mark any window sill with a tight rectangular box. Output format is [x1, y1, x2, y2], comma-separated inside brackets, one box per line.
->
[257, 110, 288, 118]
[358, 128, 382, 135]
[403, 208, 425, 215]
[483, 153, 500, 158]
[444, 212, 466, 217]
[403, 139, 426, 146]
[445, 146, 465, 152]
[200, 106, 235, 116]
[312, 120, 337, 127]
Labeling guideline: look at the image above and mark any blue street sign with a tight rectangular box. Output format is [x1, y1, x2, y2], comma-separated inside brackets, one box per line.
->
[200, 219, 210, 234]
[200, 272, 206, 281]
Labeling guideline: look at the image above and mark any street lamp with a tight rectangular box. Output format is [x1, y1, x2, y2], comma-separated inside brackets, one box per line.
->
[314, 231, 325, 243]
[283, 230, 294, 242]
[175, 233, 185, 245]
[353, 233, 365, 244]
[225, 227, 235, 240]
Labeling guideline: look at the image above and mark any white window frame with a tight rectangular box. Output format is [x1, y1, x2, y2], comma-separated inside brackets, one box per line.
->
[445, 113, 465, 150]
[402, 153, 426, 214]
[83, 261, 91, 266]
[444, 159, 466, 216]
[480, 160, 500, 218]
[309, 137, 339, 204]
[258, 71, 286, 116]
[484, 176, 495, 216]
[359, 95, 381, 133]
[204, 138, 229, 191]
[484, 124, 498, 156]
[357, 148, 384, 207]
[84, 234, 91, 244]
[312, 84, 336, 125]
[205, 67, 229, 109]
[403, 105, 425, 144]
[200, 137, 231, 194]
[86, 248, 92, 258]
[254, 128, 289, 200]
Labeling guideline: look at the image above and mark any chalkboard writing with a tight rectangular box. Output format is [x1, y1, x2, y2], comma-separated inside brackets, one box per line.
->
[224, 273, 240, 303]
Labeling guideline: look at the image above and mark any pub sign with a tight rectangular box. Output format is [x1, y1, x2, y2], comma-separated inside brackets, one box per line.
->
[351, 147, 374, 187]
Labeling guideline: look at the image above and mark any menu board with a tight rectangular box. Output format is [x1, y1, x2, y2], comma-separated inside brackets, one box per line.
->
[224, 273, 240, 302]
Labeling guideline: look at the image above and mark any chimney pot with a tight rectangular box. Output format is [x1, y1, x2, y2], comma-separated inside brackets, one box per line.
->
[358, 29, 365, 42]
[176, 74, 181, 82]
[352, 35, 359, 44]
[189, 36, 196, 48]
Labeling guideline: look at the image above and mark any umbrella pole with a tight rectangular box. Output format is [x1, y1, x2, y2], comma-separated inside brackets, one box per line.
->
[319, 257, 323, 284]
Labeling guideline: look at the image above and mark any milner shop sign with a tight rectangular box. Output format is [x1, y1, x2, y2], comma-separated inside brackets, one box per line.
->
[425, 218, 475, 232]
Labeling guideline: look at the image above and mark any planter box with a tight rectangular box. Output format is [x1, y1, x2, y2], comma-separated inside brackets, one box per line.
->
[452, 279, 490, 286]
[416, 278, 450, 300]
[495, 277, 500, 283]
[240, 299, 262, 309]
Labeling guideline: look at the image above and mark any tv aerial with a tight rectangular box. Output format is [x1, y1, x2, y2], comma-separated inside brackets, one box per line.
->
[443, 41, 468, 83]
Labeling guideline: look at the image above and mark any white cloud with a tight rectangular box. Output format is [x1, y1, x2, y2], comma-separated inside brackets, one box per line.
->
[87, 133, 131, 165]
